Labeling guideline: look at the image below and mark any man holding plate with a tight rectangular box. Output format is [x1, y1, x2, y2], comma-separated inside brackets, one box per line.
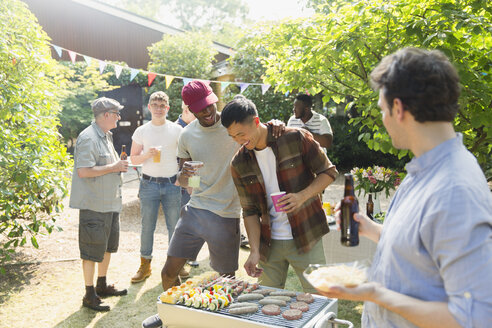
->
[326, 48, 492, 327]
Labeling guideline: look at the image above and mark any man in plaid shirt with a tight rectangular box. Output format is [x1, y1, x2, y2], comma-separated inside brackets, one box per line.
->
[221, 96, 338, 292]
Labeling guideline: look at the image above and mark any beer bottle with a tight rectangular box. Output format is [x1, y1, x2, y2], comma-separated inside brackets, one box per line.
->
[366, 194, 374, 221]
[341, 173, 359, 246]
[120, 145, 128, 160]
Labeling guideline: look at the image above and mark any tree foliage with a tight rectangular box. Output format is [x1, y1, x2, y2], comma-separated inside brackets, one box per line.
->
[147, 32, 218, 121]
[245, 0, 492, 170]
[101, 0, 249, 46]
[0, 0, 72, 268]
[57, 62, 116, 150]
[227, 34, 294, 122]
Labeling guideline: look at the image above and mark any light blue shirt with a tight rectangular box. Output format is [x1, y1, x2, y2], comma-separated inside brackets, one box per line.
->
[363, 134, 492, 327]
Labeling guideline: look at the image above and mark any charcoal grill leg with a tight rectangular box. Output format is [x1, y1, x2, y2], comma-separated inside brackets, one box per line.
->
[314, 312, 354, 328]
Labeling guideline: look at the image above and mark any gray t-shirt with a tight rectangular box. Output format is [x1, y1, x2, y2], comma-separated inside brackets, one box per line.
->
[177, 118, 241, 218]
[69, 122, 122, 213]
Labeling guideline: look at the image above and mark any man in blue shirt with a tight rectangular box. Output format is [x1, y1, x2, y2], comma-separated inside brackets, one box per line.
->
[325, 48, 492, 327]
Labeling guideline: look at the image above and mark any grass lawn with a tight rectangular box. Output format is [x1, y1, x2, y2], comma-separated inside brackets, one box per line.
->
[0, 246, 363, 328]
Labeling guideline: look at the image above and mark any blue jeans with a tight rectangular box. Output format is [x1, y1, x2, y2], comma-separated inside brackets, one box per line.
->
[138, 177, 181, 259]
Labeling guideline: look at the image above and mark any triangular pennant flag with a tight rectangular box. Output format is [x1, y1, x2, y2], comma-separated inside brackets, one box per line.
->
[240, 83, 250, 94]
[182, 78, 192, 85]
[114, 65, 122, 79]
[165, 75, 175, 89]
[261, 84, 271, 95]
[130, 68, 139, 82]
[68, 50, 77, 64]
[52, 45, 62, 58]
[221, 82, 231, 92]
[99, 61, 107, 74]
[148, 72, 157, 86]
[83, 55, 92, 66]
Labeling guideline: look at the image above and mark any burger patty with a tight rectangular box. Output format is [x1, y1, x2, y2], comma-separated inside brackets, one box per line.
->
[296, 293, 314, 304]
[289, 301, 309, 312]
[282, 308, 303, 320]
[261, 304, 281, 316]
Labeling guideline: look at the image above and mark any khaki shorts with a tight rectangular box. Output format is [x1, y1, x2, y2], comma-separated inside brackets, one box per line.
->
[259, 239, 325, 293]
[168, 206, 240, 274]
[79, 210, 120, 262]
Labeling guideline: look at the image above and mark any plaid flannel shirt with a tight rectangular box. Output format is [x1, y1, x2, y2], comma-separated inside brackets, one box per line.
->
[231, 125, 338, 261]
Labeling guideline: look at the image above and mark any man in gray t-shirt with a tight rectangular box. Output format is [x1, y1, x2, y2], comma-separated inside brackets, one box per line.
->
[161, 81, 241, 290]
[69, 97, 128, 312]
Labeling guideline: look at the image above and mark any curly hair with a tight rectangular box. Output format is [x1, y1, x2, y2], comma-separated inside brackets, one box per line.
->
[370, 48, 460, 122]
[295, 93, 313, 108]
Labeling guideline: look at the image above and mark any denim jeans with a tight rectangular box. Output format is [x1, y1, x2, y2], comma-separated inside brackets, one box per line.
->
[138, 177, 181, 259]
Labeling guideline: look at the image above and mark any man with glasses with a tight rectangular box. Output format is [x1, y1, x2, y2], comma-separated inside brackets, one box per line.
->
[70, 97, 129, 311]
[129, 91, 189, 284]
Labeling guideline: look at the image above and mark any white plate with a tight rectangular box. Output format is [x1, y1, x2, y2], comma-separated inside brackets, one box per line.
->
[303, 260, 370, 292]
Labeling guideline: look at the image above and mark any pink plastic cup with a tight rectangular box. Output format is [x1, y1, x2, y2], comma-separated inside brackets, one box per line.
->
[271, 192, 286, 212]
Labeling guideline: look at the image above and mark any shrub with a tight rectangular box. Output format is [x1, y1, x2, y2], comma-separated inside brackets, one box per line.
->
[0, 0, 72, 270]
[326, 116, 408, 171]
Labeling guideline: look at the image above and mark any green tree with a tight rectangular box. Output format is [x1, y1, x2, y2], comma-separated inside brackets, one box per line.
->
[246, 0, 492, 170]
[57, 61, 116, 151]
[228, 33, 294, 122]
[101, 0, 249, 46]
[0, 0, 72, 268]
[147, 31, 218, 121]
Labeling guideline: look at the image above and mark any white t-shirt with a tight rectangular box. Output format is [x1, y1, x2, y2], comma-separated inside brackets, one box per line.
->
[132, 120, 183, 177]
[253, 147, 293, 240]
[177, 118, 241, 218]
[287, 111, 332, 136]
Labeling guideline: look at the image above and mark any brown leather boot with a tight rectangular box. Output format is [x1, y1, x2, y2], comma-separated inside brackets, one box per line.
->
[131, 257, 151, 283]
[179, 267, 190, 279]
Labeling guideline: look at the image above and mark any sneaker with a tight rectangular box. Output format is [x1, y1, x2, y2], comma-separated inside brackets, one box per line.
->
[95, 284, 128, 297]
[142, 314, 162, 328]
[82, 295, 110, 312]
[240, 234, 249, 247]
[187, 260, 199, 267]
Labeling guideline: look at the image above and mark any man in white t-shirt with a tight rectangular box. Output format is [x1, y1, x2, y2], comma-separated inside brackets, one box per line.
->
[287, 93, 333, 149]
[129, 91, 187, 283]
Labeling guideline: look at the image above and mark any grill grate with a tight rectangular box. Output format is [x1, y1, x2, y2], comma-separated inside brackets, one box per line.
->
[164, 288, 336, 328]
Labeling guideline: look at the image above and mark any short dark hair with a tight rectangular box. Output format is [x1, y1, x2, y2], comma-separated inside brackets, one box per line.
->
[370, 47, 460, 122]
[295, 93, 313, 108]
[221, 96, 258, 128]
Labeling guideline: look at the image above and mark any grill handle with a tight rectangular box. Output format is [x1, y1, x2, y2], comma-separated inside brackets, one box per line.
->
[314, 312, 354, 328]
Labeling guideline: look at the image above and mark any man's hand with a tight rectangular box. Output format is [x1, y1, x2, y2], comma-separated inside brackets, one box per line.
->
[334, 202, 382, 243]
[180, 161, 203, 179]
[244, 251, 263, 277]
[113, 159, 129, 173]
[318, 282, 381, 302]
[147, 147, 160, 159]
[267, 119, 285, 138]
[277, 192, 306, 213]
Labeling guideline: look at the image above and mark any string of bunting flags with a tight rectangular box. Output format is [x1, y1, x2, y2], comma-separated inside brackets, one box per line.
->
[51, 44, 277, 95]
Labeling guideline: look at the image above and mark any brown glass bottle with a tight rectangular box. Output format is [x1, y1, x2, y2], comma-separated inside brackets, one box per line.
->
[341, 173, 359, 246]
[366, 194, 374, 221]
[120, 145, 128, 160]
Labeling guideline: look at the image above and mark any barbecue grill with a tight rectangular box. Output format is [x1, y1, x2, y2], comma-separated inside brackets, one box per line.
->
[157, 287, 353, 328]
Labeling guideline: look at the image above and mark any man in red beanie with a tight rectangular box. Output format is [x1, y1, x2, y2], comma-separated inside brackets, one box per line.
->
[142, 81, 283, 328]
